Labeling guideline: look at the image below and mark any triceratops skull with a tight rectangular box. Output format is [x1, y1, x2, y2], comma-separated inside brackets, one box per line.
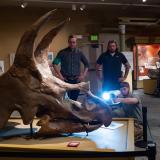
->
[0, 10, 112, 135]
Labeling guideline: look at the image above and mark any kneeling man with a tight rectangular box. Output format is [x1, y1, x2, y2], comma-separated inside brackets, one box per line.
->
[113, 82, 143, 141]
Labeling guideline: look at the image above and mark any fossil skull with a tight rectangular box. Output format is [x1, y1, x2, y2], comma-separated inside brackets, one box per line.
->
[0, 10, 112, 135]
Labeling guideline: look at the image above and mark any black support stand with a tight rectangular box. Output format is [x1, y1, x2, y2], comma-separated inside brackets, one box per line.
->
[154, 68, 160, 97]
[134, 106, 157, 159]
[30, 120, 33, 138]
[143, 107, 147, 142]
[135, 106, 148, 148]
[148, 143, 156, 160]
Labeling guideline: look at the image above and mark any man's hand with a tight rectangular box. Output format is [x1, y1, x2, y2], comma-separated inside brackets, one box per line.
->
[114, 98, 123, 103]
[114, 97, 139, 104]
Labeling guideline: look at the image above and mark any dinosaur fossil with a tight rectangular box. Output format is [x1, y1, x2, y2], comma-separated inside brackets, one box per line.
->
[0, 10, 112, 135]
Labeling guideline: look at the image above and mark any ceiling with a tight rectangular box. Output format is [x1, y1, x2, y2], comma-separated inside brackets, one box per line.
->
[0, 0, 160, 7]
[1, 0, 160, 9]
[1, 0, 160, 18]
[1, 0, 160, 35]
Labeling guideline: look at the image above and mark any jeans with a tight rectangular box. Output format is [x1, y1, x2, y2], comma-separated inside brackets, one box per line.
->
[65, 78, 80, 101]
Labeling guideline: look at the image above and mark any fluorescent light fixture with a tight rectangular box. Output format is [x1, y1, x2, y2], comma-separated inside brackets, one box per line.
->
[68, 17, 71, 21]
[21, 1, 28, 8]
[80, 4, 86, 11]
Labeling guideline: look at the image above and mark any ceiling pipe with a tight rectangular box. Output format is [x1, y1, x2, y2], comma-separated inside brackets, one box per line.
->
[118, 17, 160, 26]
[24, 0, 160, 8]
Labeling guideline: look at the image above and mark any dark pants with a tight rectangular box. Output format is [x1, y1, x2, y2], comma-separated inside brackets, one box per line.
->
[65, 78, 80, 101]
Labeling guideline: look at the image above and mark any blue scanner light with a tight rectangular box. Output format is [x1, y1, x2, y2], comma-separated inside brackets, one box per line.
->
[101, 90, 121, 106]
[102, 92, 110, 101]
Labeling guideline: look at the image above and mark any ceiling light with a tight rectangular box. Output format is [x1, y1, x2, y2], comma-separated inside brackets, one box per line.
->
[21, 1, 28, 8]
[80, 4, 86, 11]
[72, 4, 76, 11]
[142, 0, 147, 2]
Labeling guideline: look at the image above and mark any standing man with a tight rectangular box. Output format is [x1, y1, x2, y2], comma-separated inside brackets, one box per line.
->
[52, 35, 89, 100]
[96, 40, 130, 91]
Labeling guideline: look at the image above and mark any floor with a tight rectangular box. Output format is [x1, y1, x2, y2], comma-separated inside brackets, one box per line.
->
[134, 89, 160, 160]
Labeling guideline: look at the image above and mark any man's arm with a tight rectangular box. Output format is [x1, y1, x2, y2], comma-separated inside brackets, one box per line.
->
[115, 97, 138, 104]
[79, 52, 89, 81]
[96, 53, 104, 81]
[53, 64, 64, 81]
[81, 67, 88, 78]
[124, 62, 131, 79]
[52, 53, 65, 81]
[119, 53, 131, 82]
